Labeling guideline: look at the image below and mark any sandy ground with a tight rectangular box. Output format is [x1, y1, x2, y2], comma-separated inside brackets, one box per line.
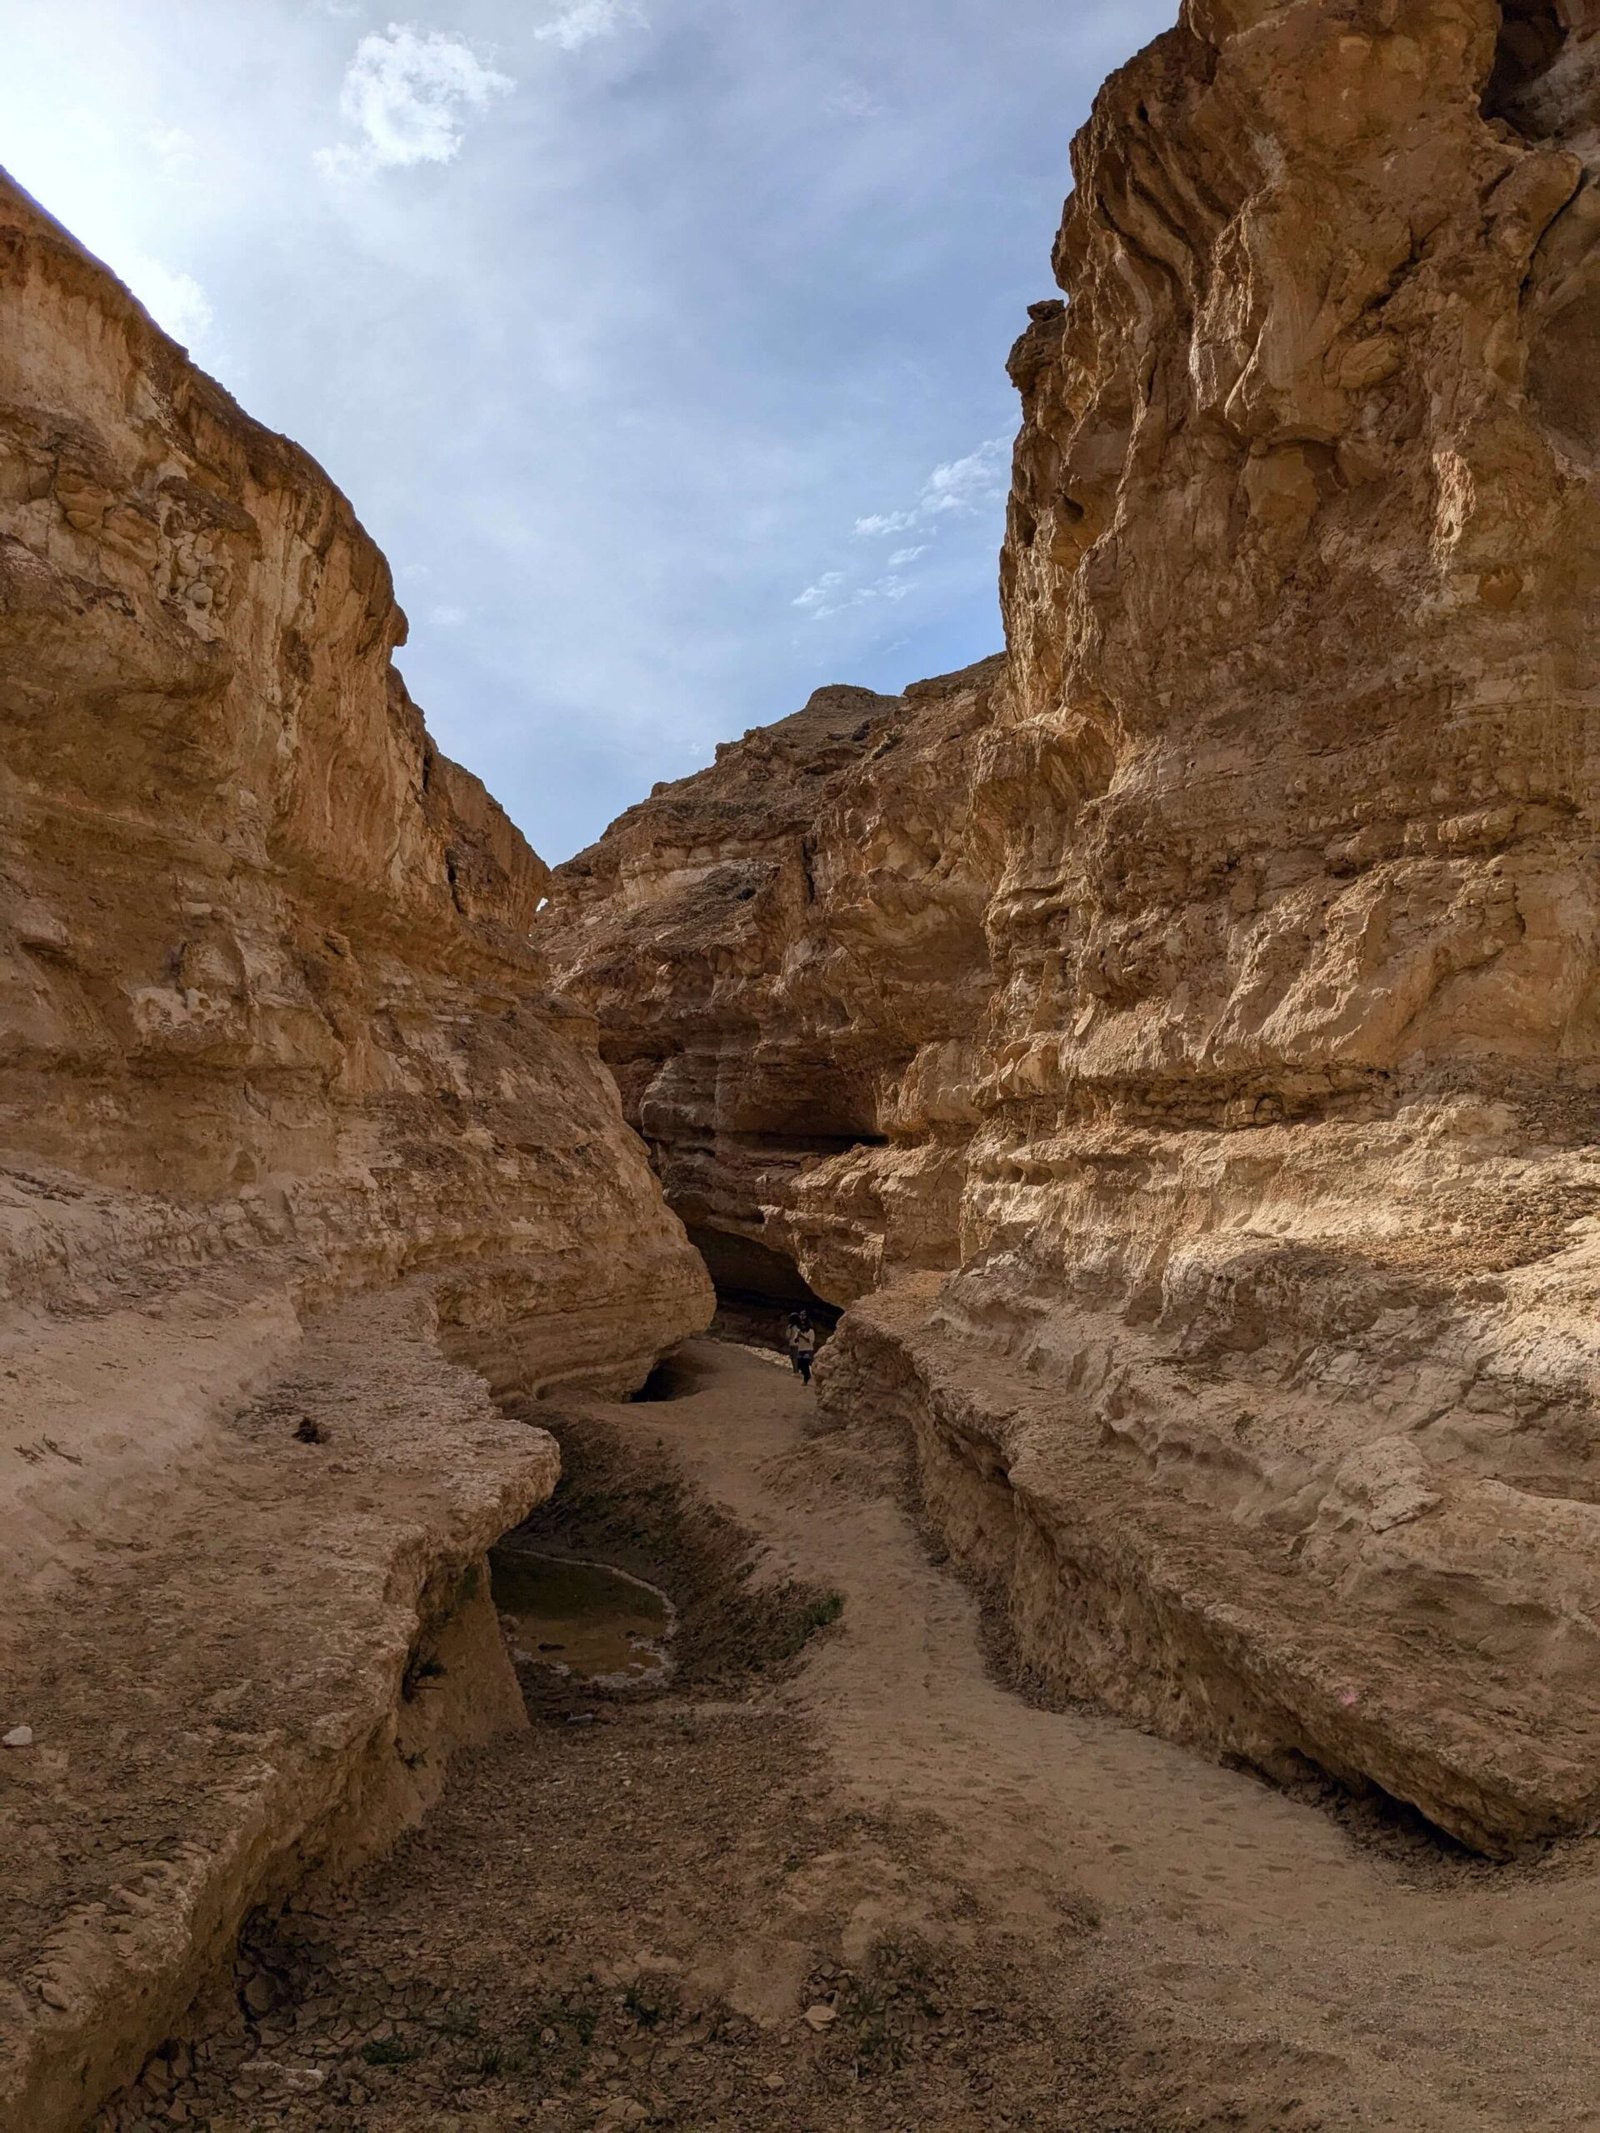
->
[106, 1337, 1600, 2131]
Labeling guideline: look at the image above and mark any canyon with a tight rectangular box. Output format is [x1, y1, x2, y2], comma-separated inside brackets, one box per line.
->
[5, 0, 1600, 2126]
[547, 0, 1600, 1862]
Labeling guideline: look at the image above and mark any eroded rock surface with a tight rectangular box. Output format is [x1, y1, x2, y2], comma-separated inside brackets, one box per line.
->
[547, 0, 1600, 1855]
[545, 663, 1001, 1306]
[0, 169, 710, 2129]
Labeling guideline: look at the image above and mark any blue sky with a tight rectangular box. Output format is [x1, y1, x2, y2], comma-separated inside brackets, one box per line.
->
[0, 0, 1174, 860]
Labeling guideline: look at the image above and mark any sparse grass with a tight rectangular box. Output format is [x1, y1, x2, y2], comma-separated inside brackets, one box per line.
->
[774, 1587, 845, 1659]
[831, 1933, 942, 2076]
[622, 1974, 681, 2029]
[434, 1999, 481, 2039]
[471, 2040, 524, 2079]
[360, 2035, 424, 2067]
[525, 1985, 603, 2082]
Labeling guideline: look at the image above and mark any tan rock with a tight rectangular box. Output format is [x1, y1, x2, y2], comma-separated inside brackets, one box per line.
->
[545, 1, 1600, 1856]
[0, 164, 710, 2133]
[544, 666, 999, 1305]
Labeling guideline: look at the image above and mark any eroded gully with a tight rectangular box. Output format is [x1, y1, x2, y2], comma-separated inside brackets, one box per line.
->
[109, 1336, 1600, 2133]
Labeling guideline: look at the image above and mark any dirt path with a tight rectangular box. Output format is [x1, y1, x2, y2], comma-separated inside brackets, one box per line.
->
[109, 1337, 1600, 2132]
[659, 1342, 1600, 2132]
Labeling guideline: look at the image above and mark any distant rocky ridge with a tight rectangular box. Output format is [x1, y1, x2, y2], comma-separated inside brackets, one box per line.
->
[545, 0, 1600, 1856]
[0, 168, 709, 2131]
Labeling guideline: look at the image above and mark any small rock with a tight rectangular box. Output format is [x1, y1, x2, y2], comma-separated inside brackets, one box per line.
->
[764, 2072, 786, 2092]
[3, 1725, 34, 1748]
[803, 2002, 837, 2032]
[243, 1974, 276, 2016]
[37, 1980, 70, 2011]
[250, 2059, 326, 2095]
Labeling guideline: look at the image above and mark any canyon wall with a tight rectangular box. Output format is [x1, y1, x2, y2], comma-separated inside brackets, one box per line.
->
[546, 0, 1600, 1855]
[0, 169, 711, 2129]
[545, 665, 1000, 1305]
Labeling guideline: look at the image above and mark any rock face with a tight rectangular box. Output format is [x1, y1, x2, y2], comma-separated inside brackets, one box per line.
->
[545, 666, 999, 1306]
[547, 0, 1600, 1856]
[0, 171, 708, 1393]
[0, 168, 710, 2129]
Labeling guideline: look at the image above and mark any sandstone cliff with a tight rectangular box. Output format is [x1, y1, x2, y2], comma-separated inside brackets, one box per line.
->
[547, 0, 1600, 1857]
[0, 168, 710, 2130]
[546, 665, 999, 1305]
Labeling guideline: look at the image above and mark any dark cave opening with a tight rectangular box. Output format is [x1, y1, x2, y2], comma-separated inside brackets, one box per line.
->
[684, 1222, 841, 1350]
[1483, 0, 1569, 122]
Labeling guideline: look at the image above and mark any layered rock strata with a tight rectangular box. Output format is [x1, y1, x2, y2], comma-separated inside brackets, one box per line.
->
[0, 168, 710, 2130]
[547, 0, 1600, 1854]
[545, 662, 1001, 1305]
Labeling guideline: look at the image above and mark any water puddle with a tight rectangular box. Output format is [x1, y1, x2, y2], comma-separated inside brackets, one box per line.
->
[490, 1544, 676, 1689]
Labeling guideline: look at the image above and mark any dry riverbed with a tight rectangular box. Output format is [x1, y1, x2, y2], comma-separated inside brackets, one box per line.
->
[100, 1339, 1600, 2132]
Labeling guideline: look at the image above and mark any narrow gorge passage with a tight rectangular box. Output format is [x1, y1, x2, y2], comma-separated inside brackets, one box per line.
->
[110, 1341, 1600, 2133]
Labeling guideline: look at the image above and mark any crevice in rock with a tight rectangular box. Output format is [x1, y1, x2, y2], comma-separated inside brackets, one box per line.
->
[1483, 0, 1569, 126]
[630, 1348, 703, 1402]
[723, 1129, 891, 1155]
[685, 1222, 834, 1315]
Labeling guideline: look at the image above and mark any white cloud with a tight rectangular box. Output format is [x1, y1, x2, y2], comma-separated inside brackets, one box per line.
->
[793, 568, 917, 622]
[852, 510, 915, 537]
[792, 571, 844, 612]
[921, 435, 1010, 515]
[852, 574, 913, 606]
[856, 435, 1010, 537]
[315, 25, 513, 179]
[123, 251, 214, 346]
[797, 431, 1009, 625]
[535, 0, 647, 51]
[430, 603, 468, 627]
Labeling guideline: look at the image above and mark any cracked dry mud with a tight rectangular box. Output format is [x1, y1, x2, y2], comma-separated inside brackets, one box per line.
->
[105, 1341, 1600, 2133]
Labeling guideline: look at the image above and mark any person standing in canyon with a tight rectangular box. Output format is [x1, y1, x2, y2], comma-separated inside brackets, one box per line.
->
[786, 1310, 817, 1385]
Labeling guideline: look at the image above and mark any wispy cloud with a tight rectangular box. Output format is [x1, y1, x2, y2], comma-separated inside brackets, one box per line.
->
[794, 435, 1011, 622]
[534, 0, 647, 50]
[853, 509, 916, 537]
[793, 569, 914, 623]
[854, 435, 1010, 538]
[315, 25, 513, 179]
[793, 571, 844, 612]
